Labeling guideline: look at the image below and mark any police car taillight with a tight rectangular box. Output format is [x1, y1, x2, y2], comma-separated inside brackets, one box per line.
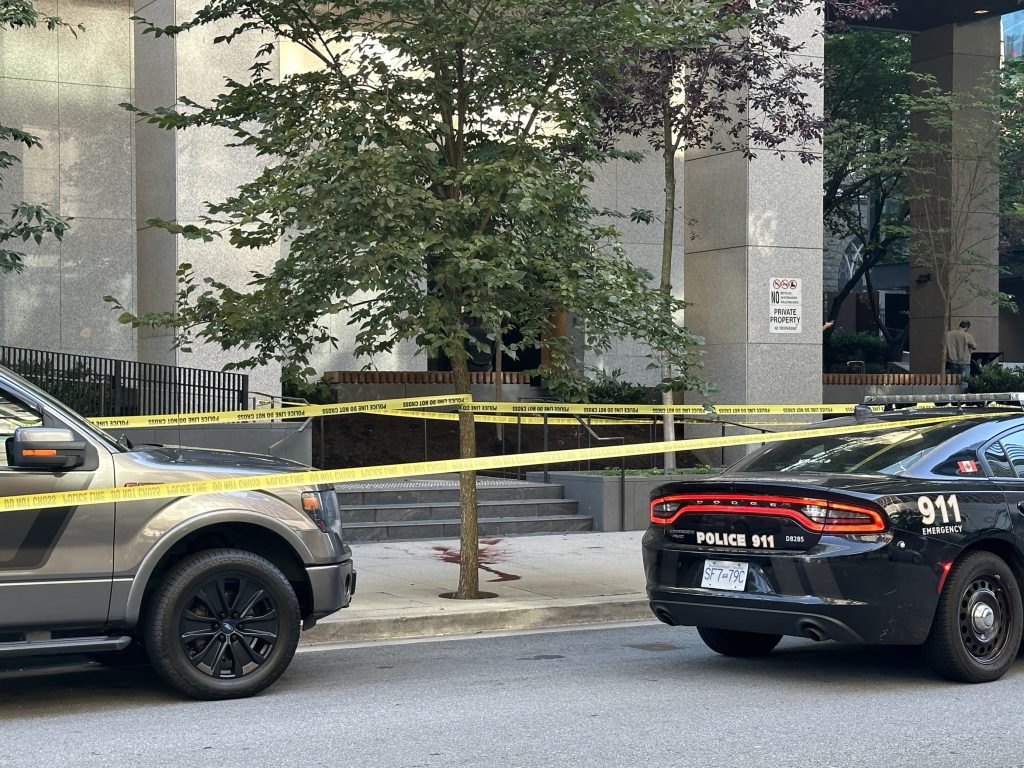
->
[649, 493, 886, 534]
[651, 501, 680, 520]
[819, 501, 886, 533]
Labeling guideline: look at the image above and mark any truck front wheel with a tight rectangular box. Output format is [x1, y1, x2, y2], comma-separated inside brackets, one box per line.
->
[145, 548, 301, 700]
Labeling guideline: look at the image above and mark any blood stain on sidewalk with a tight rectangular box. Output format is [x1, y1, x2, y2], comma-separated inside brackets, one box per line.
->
[431, 538, 521, 582]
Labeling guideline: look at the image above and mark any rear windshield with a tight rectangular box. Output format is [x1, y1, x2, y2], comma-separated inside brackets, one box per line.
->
[727, 420, 978, 476]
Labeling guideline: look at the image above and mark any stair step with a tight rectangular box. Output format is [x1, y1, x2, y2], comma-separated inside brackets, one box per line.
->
[343, 515, 594, 542]
[340, 498, 578, 524]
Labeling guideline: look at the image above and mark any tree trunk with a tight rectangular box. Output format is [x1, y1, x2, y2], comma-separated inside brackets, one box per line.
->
[494, 334, 503, 443]
[451, 353, 479, 599]
[660, 88, 677, 471]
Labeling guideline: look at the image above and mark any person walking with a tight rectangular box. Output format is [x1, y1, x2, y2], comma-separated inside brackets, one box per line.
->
[945, 320, 977, 386]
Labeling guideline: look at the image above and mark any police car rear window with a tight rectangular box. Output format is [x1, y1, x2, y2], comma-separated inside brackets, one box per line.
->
[729, 421, 972, 475]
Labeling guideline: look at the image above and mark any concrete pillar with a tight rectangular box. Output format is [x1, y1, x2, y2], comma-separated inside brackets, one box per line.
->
[682, 9, 824, 436]
[909, 18, 1001, 372]
[134, 0, 282, 396]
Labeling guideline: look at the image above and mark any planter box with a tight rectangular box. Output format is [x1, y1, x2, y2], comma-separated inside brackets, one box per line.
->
[526, 470, 721, 532]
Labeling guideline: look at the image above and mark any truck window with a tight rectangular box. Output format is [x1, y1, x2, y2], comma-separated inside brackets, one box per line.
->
[0, 391, 42, 467]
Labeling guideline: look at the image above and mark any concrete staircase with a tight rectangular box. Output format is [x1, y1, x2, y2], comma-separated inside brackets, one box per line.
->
[335, 476, 592, 541]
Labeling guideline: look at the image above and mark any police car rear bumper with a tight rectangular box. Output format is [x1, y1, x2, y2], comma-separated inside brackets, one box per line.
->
[644, 536, 941, 645]
[648, 589, 876, 643]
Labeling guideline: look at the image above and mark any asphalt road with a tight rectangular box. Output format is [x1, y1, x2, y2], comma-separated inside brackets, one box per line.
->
[3, 622, 1024, 768]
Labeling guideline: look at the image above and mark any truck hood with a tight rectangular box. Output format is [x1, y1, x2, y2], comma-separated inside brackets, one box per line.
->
[125, 445, 309, 477]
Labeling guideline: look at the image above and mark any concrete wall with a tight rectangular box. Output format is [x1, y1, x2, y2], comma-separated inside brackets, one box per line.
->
[586, 134, 686, 385]
[683, 5, 825, 463]
[0, 0, 137, 358]
[133, 0, 283, 397]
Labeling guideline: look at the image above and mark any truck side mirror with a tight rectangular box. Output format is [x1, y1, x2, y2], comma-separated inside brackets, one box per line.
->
[9, 427, 88, 470]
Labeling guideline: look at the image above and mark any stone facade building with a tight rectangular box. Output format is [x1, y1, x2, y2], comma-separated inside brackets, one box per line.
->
[0, 0, 1014, 402]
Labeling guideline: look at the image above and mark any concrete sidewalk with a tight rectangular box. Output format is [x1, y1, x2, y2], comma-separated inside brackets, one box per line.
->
[302, 531, 652, 645]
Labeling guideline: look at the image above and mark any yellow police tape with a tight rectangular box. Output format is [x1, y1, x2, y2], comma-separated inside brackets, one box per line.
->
[89, 398, 865, 431]
[0, 413, 965, 513]
[89, 394, 471, 429]
[465, 402, 867, 416]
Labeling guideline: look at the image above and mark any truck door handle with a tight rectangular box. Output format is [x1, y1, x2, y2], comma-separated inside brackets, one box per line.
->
[1017, 501, 1024, 514]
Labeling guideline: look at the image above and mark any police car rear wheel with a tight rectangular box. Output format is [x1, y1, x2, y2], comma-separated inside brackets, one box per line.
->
[923, 551, 1022, 683]
[696, 627, 782, 657]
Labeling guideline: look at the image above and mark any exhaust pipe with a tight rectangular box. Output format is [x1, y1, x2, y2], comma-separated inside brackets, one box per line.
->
[798, 621, 828, 642]
[652, 608, 676, 626]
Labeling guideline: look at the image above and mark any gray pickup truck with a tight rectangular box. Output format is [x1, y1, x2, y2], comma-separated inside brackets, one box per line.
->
[0, 364, 355, 699]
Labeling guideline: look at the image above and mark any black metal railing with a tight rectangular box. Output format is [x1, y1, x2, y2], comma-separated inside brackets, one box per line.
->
[0, 346, 249, 418]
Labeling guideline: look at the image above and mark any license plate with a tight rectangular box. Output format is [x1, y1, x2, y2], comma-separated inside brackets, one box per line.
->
[701, 559, 749, 592]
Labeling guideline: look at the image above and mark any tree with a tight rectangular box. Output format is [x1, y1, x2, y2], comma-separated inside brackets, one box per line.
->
[0, 0, 78, 274]
[904, 79, 1017, 373]
[824, 33, 1024, 368]
[110, 0, 709, 599]
[603, 0, 892, 467]
[822, 30, 911, 350]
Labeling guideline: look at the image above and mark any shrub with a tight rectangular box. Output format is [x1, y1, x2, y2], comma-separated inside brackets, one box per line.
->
[823, 331, 889, 373]
[965, 364, 1024, 394]
[541, 367, 654, 404]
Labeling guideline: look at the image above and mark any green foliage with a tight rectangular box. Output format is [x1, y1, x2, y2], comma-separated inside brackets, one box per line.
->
[824, 31, 911, 250]
[542, 367, 654, 404]
[823, 31, 912, 337]
[0, 1, 79, 274]
[280, 375, 337, 405]
[109, 0, 706, 395]
[964, 364, 1024, 394]
[825, 32, 1024, 368]
[823, 331, 888, 373]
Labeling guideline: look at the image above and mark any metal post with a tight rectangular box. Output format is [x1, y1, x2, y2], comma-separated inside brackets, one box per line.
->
[542, 414, 549, 484]
[112, 359, 123, 417]
[517, 416, 523, 480]
[620, 442, 626, 531]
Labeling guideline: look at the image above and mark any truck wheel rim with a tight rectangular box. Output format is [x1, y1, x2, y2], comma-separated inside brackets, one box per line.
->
[178, 574, 279, 679]
[959, 577, 1009, 664]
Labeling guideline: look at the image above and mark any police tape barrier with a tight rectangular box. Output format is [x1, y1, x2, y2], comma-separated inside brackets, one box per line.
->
[87, 398, 877, 432]
[0, 413, 966, 514]
[463, 402, 869, 416]
[88, 394, 471, 430]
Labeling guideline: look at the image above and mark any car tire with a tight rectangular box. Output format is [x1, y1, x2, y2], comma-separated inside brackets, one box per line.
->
[696, 627, 783, 657]
[144, 548, 301, 700]
[923, 551, 1023, 684]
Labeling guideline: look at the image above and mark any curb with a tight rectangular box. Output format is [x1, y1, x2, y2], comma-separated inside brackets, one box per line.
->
[300, 596, 654, 645]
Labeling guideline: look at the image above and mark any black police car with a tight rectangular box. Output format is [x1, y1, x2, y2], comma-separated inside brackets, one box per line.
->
[643, 395, 1024, 683]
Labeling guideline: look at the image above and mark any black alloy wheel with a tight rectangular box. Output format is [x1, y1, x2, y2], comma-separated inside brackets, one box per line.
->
[145, 549, 301, 700]
[924, 551, 1023, 683]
